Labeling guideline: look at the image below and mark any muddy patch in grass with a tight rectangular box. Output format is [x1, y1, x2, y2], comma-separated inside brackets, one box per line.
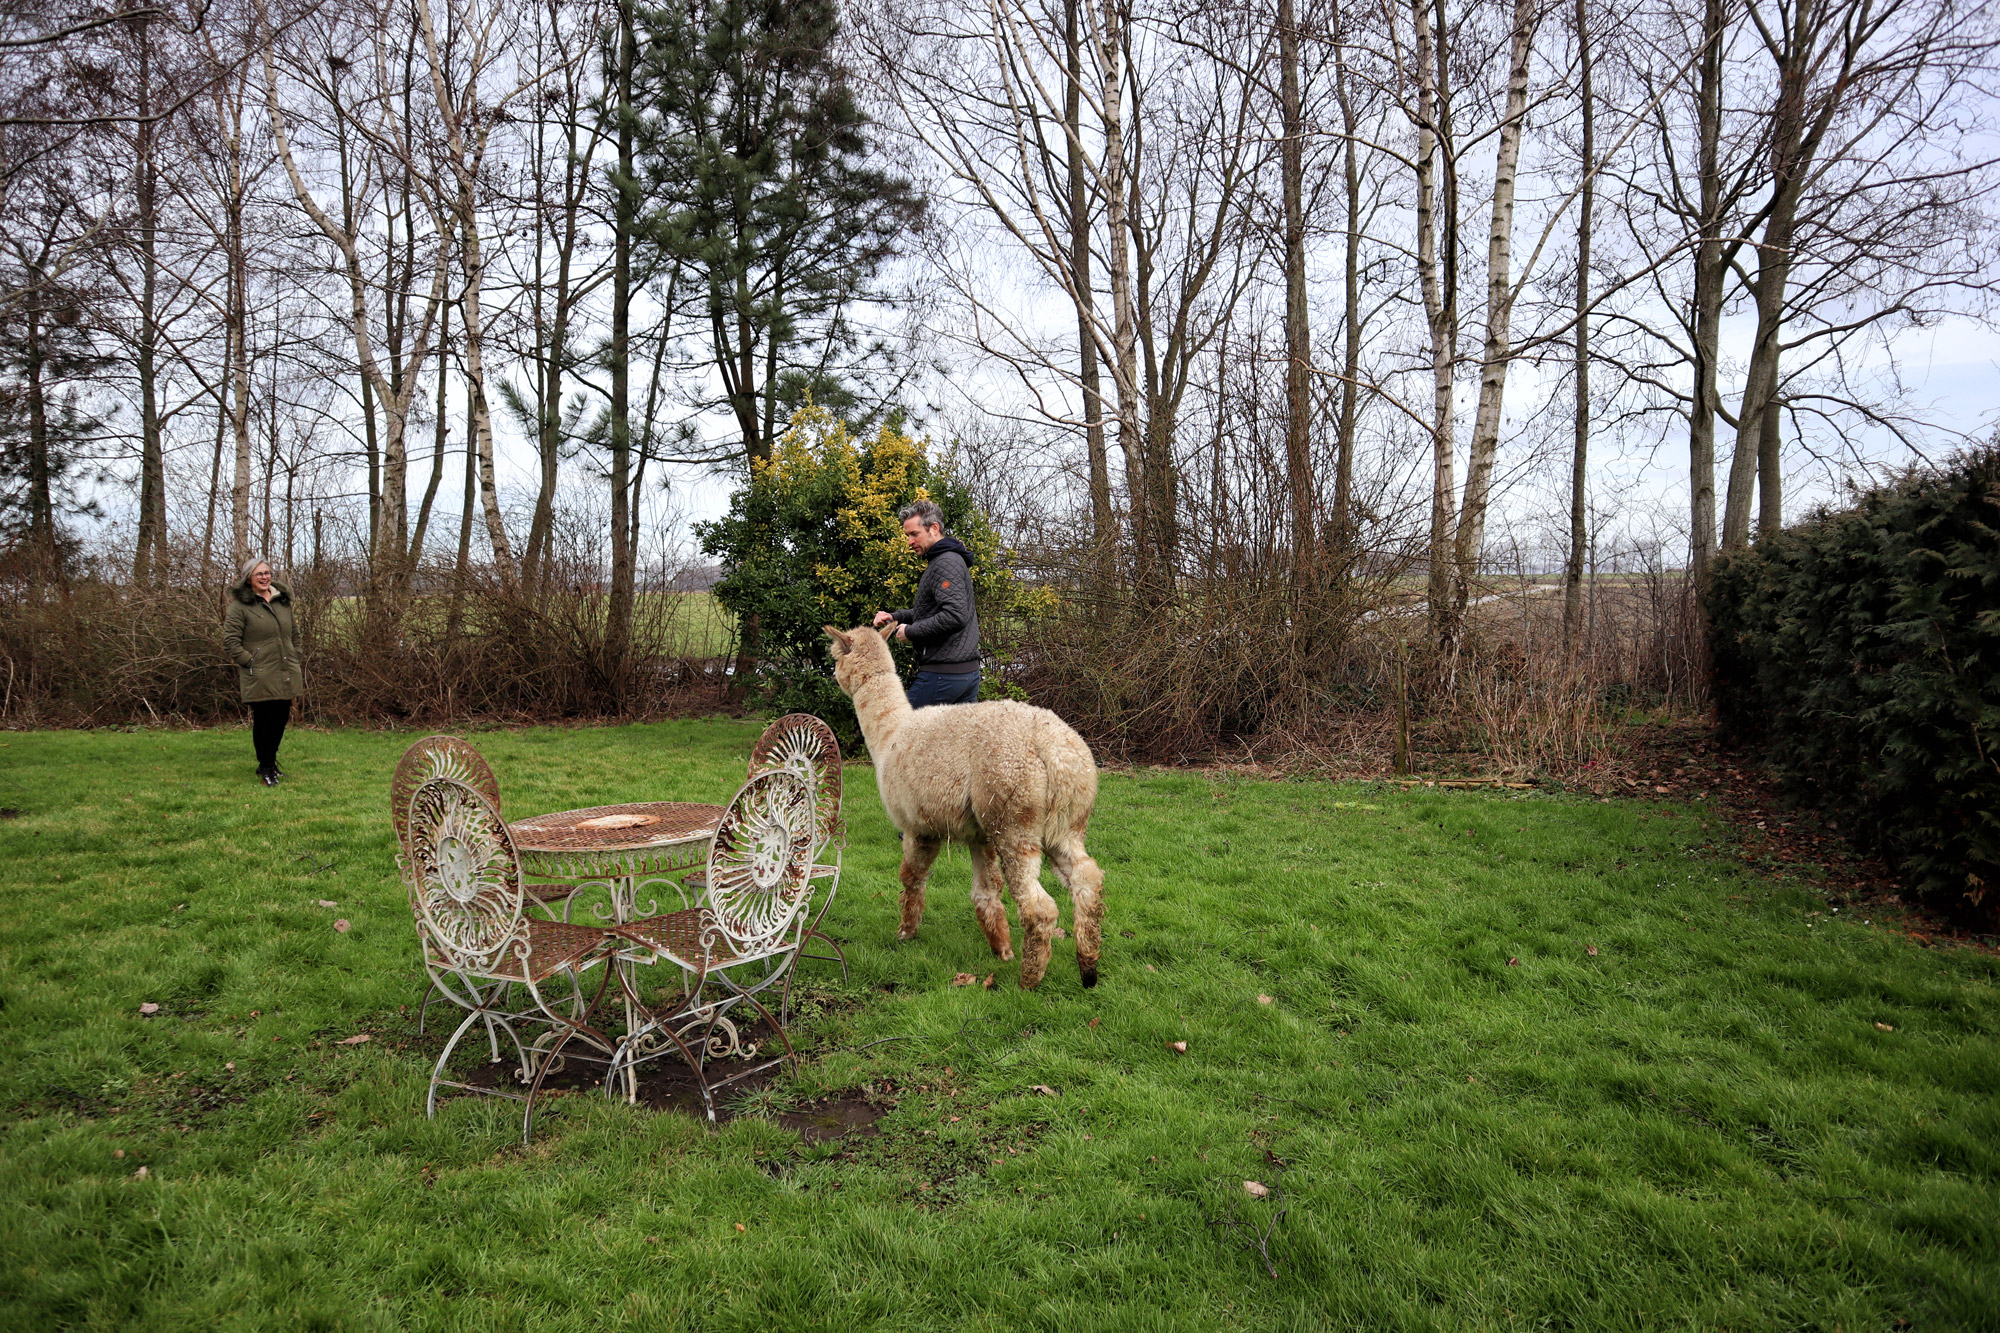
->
[455, 1028, 889, 1142]
[772, 1096, 888, 1143]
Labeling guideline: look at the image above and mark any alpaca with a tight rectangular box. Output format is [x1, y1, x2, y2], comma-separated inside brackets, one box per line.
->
[823, 624, 1105, 988]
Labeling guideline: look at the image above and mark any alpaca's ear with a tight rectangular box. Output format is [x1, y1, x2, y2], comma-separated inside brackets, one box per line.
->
[876, 623, 897, 642]
[823, 625, 851, 657]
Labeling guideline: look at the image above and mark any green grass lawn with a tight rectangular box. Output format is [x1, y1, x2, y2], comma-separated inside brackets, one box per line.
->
[1, 721, 1995, 1331]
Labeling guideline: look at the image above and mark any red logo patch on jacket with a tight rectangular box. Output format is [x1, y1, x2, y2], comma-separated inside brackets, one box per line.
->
[941, 579, 951, 589]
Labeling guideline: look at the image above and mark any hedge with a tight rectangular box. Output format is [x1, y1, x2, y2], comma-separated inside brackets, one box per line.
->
[1706, 446, 2000, 917]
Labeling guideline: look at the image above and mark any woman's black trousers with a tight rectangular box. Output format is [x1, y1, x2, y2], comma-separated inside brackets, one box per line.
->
[250, 698, 292, 770]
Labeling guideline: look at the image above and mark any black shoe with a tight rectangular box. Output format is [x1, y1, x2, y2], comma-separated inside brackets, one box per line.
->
[273, 765, 287, 778]
[259, 768, 279, 787]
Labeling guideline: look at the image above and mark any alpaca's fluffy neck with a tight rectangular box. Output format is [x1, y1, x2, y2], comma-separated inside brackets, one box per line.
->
[850, 658, 914, 753]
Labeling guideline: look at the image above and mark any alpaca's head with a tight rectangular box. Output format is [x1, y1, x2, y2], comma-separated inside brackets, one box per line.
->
[823, 624, 898, 698]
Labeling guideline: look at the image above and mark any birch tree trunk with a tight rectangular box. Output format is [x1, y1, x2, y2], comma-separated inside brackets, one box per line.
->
[1095, 0, 1150, 591]
[1410, 0, 1458, 643]
[416, 0, 519, 588]
[1448, 0, 1538, 640]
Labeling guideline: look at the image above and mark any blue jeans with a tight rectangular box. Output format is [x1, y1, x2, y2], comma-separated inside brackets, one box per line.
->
[906, 669, 980, 708]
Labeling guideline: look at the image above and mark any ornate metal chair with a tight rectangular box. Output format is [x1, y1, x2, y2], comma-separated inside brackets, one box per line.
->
[607, 769, 817, 1122]
[747, 714, 846, 997]
[400, 776, 622, 1143]
[394, 735, 589, 1034]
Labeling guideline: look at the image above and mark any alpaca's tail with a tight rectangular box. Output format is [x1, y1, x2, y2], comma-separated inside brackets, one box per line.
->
[1031, 710, 1099, 843]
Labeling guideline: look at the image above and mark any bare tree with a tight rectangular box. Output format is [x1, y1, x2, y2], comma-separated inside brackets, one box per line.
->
[263, 0, 453, 593]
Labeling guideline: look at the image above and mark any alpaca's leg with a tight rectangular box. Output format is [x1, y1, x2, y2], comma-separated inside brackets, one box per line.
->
[897, 833, 944, 940]
[1047, 833, 1105, 989]
[967, 838, 1013, 960]
[999, 840, 1059, 988]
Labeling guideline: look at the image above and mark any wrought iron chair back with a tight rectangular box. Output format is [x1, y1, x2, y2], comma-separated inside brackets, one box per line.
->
[747, 714, 848, 1013]
[748, 713, 842, 853]
[701, 769, 817, 956]
[405, 776, 529, 975]
[392, 735, 503, 853]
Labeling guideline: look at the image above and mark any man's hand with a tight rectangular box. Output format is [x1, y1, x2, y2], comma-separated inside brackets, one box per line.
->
[871, 610, 895, 629]
[894, 624, 909, 642]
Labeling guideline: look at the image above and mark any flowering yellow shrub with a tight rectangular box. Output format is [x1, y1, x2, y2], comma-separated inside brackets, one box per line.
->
[699, 404, 1042, 732]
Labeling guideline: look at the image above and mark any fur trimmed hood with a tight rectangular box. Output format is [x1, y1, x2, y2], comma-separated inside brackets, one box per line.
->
[230, 577, 292, 607]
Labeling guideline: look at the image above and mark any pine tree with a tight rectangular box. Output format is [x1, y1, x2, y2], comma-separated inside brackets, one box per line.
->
[634, 0, 922, 466]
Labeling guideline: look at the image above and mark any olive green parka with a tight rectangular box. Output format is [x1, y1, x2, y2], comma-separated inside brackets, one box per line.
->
[223, 579, 302, 703]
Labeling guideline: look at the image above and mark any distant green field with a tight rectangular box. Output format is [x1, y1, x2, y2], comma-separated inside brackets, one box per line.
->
[316, 590, 736, 658]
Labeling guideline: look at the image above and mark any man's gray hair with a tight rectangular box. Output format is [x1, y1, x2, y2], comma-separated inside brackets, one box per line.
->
[897, 499, 945, 530]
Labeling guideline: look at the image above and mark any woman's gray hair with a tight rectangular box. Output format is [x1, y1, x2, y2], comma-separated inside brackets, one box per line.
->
[896, 499, 944, 530]
[232, 555, 273, 593]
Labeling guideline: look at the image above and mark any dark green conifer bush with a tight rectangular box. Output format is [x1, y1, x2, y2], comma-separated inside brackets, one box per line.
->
[1707, 445, 2000, 917]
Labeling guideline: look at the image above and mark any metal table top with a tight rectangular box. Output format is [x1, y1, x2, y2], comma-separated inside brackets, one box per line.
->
[509, 801, 725, 855]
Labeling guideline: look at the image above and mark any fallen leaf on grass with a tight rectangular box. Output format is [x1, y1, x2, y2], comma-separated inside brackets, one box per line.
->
[1875, 1022, 1895, 1032]
[336, 1033, 371, 1046]
[132, 1167, 149, 1180]
[1242, 1181, 1269, 1198]
[982, 973, 996, 989]
[113, 1149, 124, 1159]
[1087, 1017, 1101, 1028]
[333, 919, 351, 933]
[1507, 957, 1520, 967]
[950, 973, 976, 987]
[1587, 945, 1599, 957]
[138, 1002, 160, 1015]
[1144, 964, 1158, 973]
[1054, 927, 1068, 939]
[1257, 994, 1274, 1005]
[949, 1116, 961, 1123]
[734, 1223, 746, 1233]
[1168, 1040, 1188, 1054]
[1029, 1084, 1059, 1097]
[316, 899, 338, 909]
[225, 1062, 235, 1072]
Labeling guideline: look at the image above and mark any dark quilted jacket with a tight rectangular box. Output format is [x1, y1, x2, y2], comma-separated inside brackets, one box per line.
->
[892, 536, 980, 671]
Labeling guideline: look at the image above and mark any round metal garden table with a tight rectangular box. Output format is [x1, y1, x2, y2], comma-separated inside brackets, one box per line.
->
[508, 801, 729, 1067]
[508, 802, 727, 925]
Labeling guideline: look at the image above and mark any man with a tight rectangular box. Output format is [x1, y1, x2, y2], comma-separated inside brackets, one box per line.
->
[872, 499, 981, 706]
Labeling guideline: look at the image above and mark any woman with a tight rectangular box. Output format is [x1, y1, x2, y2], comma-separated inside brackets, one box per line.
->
[222, 557, 302, 786]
